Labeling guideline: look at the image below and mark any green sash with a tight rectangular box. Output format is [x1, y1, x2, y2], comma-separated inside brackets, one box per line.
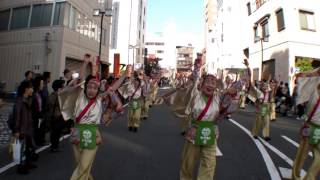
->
[189, 120, 216, 146]
[260, 104, 269, 117]
[75, 124, 97, 149]
[130, 99, 141, 110]
[309, 123, 320, 145]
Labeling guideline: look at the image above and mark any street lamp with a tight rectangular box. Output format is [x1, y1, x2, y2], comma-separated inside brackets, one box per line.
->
[255, 35, 269, 80]
[93, 8, 112, 75]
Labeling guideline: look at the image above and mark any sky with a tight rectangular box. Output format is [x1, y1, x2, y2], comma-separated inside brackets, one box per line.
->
[146, 0, 204, 49]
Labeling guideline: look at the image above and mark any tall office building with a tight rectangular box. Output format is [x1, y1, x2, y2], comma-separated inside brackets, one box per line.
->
[109, 0, 147, 72]
[0, 0, 113, 91]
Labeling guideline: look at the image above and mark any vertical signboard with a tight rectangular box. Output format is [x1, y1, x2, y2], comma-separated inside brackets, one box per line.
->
[113, 53, 120, 77]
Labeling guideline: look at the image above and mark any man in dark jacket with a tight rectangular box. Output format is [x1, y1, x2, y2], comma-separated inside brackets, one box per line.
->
[47, 80, 65, 152]
[14, 81, 37, 174]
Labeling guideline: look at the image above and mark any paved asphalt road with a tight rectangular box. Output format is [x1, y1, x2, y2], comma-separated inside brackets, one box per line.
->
[0, 89, 318, 180]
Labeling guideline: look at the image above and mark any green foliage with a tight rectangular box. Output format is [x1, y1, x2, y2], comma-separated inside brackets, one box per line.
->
[296, 57, 313, 72]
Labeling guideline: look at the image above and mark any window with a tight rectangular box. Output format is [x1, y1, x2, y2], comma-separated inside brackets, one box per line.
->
[261, 20, 269, 38]
[255, 0, 266, 9]
[247, 2, 251, 16]
[63, 3, 70, 27]
[53, 2, 65, 25]
[276, 9, 285, 31]
[30, 4, 53, 27]
[157, 50, 164, 54]
[11, 6, 30, 29]
[253, 26, 258, 42]
[0, 10, 10, 31]
[83, 17, 89, 36]
[76, 12, 83, 33]
[69, 6, 77, 30]
[299, 10, 316, 31]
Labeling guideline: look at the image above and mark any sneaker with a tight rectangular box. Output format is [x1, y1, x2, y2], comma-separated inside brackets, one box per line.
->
[128, 127, 133, 131]
[133, 127, 138, 132]
[264, 137, 271, 141]
[253, 136, 258, 139]
[17, 165, 29, 175]
[26, 163, 37, 170]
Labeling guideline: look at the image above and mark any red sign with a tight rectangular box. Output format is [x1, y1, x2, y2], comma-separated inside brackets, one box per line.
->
[113, 54, 120, 77]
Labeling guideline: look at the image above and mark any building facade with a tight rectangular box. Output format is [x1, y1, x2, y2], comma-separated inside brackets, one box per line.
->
[204, 0, 217, 74]
[176, 46, 194, 73]
[109, 0, 147, 71]
[205, 0, 320, 89]
[204, 0, 247, 75]
[246, 0, 320, 84]
[0, 0, 113, 91]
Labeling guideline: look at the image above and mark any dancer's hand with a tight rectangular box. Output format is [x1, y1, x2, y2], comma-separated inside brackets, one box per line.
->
[84, 54, 91, 64]
[96, 135, 102, 145]
[243, 59, 249, 67]
[125, 65, 133, 77]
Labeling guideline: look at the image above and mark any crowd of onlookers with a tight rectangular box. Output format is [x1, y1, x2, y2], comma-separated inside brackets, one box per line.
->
[9, 69, 74, 174]
[253, 79, 305, 119]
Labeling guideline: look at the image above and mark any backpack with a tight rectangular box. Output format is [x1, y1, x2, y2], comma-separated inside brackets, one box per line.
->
[7, 104, 16, 132]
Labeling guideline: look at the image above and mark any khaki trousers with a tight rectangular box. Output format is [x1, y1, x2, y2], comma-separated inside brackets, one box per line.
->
[292, 139, 320, 180]
[239, 94, 246, 108]
[70, 145, 98, 180]
[141, 98, 151, 118]
[180, 116, 190, 133]
[252, 113, 270, 137]
[151, 88, 158, 103]
[180, 141, 216, 180]
[270, 102, 276, 121]
[128, 108, 141, 128]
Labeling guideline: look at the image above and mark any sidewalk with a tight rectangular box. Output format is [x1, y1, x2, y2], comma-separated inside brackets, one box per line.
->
[0, 101, 13, 148]
[0, 101, 14, 169]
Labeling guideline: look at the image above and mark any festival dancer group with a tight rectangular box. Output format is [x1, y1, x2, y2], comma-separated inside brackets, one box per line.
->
[53, 53, 320, 180]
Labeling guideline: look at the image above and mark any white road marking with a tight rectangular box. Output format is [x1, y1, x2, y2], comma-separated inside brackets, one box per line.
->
[0, 134, 70, 174]
[216, 146, 223, 156]
[279, 167, 306, 179]
[281, 135, 312, 157]
[229, 119, 281, 180]
[258, 137, 306, 176]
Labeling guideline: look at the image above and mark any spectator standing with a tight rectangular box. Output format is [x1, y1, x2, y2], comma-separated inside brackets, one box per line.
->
[32, 76, 46, 146]
[47, 80, 65, 152]
[14, 81, 37, 174]
[63, 69, 72, 86]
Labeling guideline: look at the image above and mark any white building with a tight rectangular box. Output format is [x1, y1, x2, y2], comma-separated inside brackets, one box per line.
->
[204, 0, 247, 75]
[245, 0, 320, 84]
[0, 0, 113, 91]
[205, 0, 320, 89]
[109, 0, 147, 72]
[145, 33, 165, 64]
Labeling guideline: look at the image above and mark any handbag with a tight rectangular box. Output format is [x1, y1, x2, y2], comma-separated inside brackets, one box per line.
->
[12, 138, 24, 164]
